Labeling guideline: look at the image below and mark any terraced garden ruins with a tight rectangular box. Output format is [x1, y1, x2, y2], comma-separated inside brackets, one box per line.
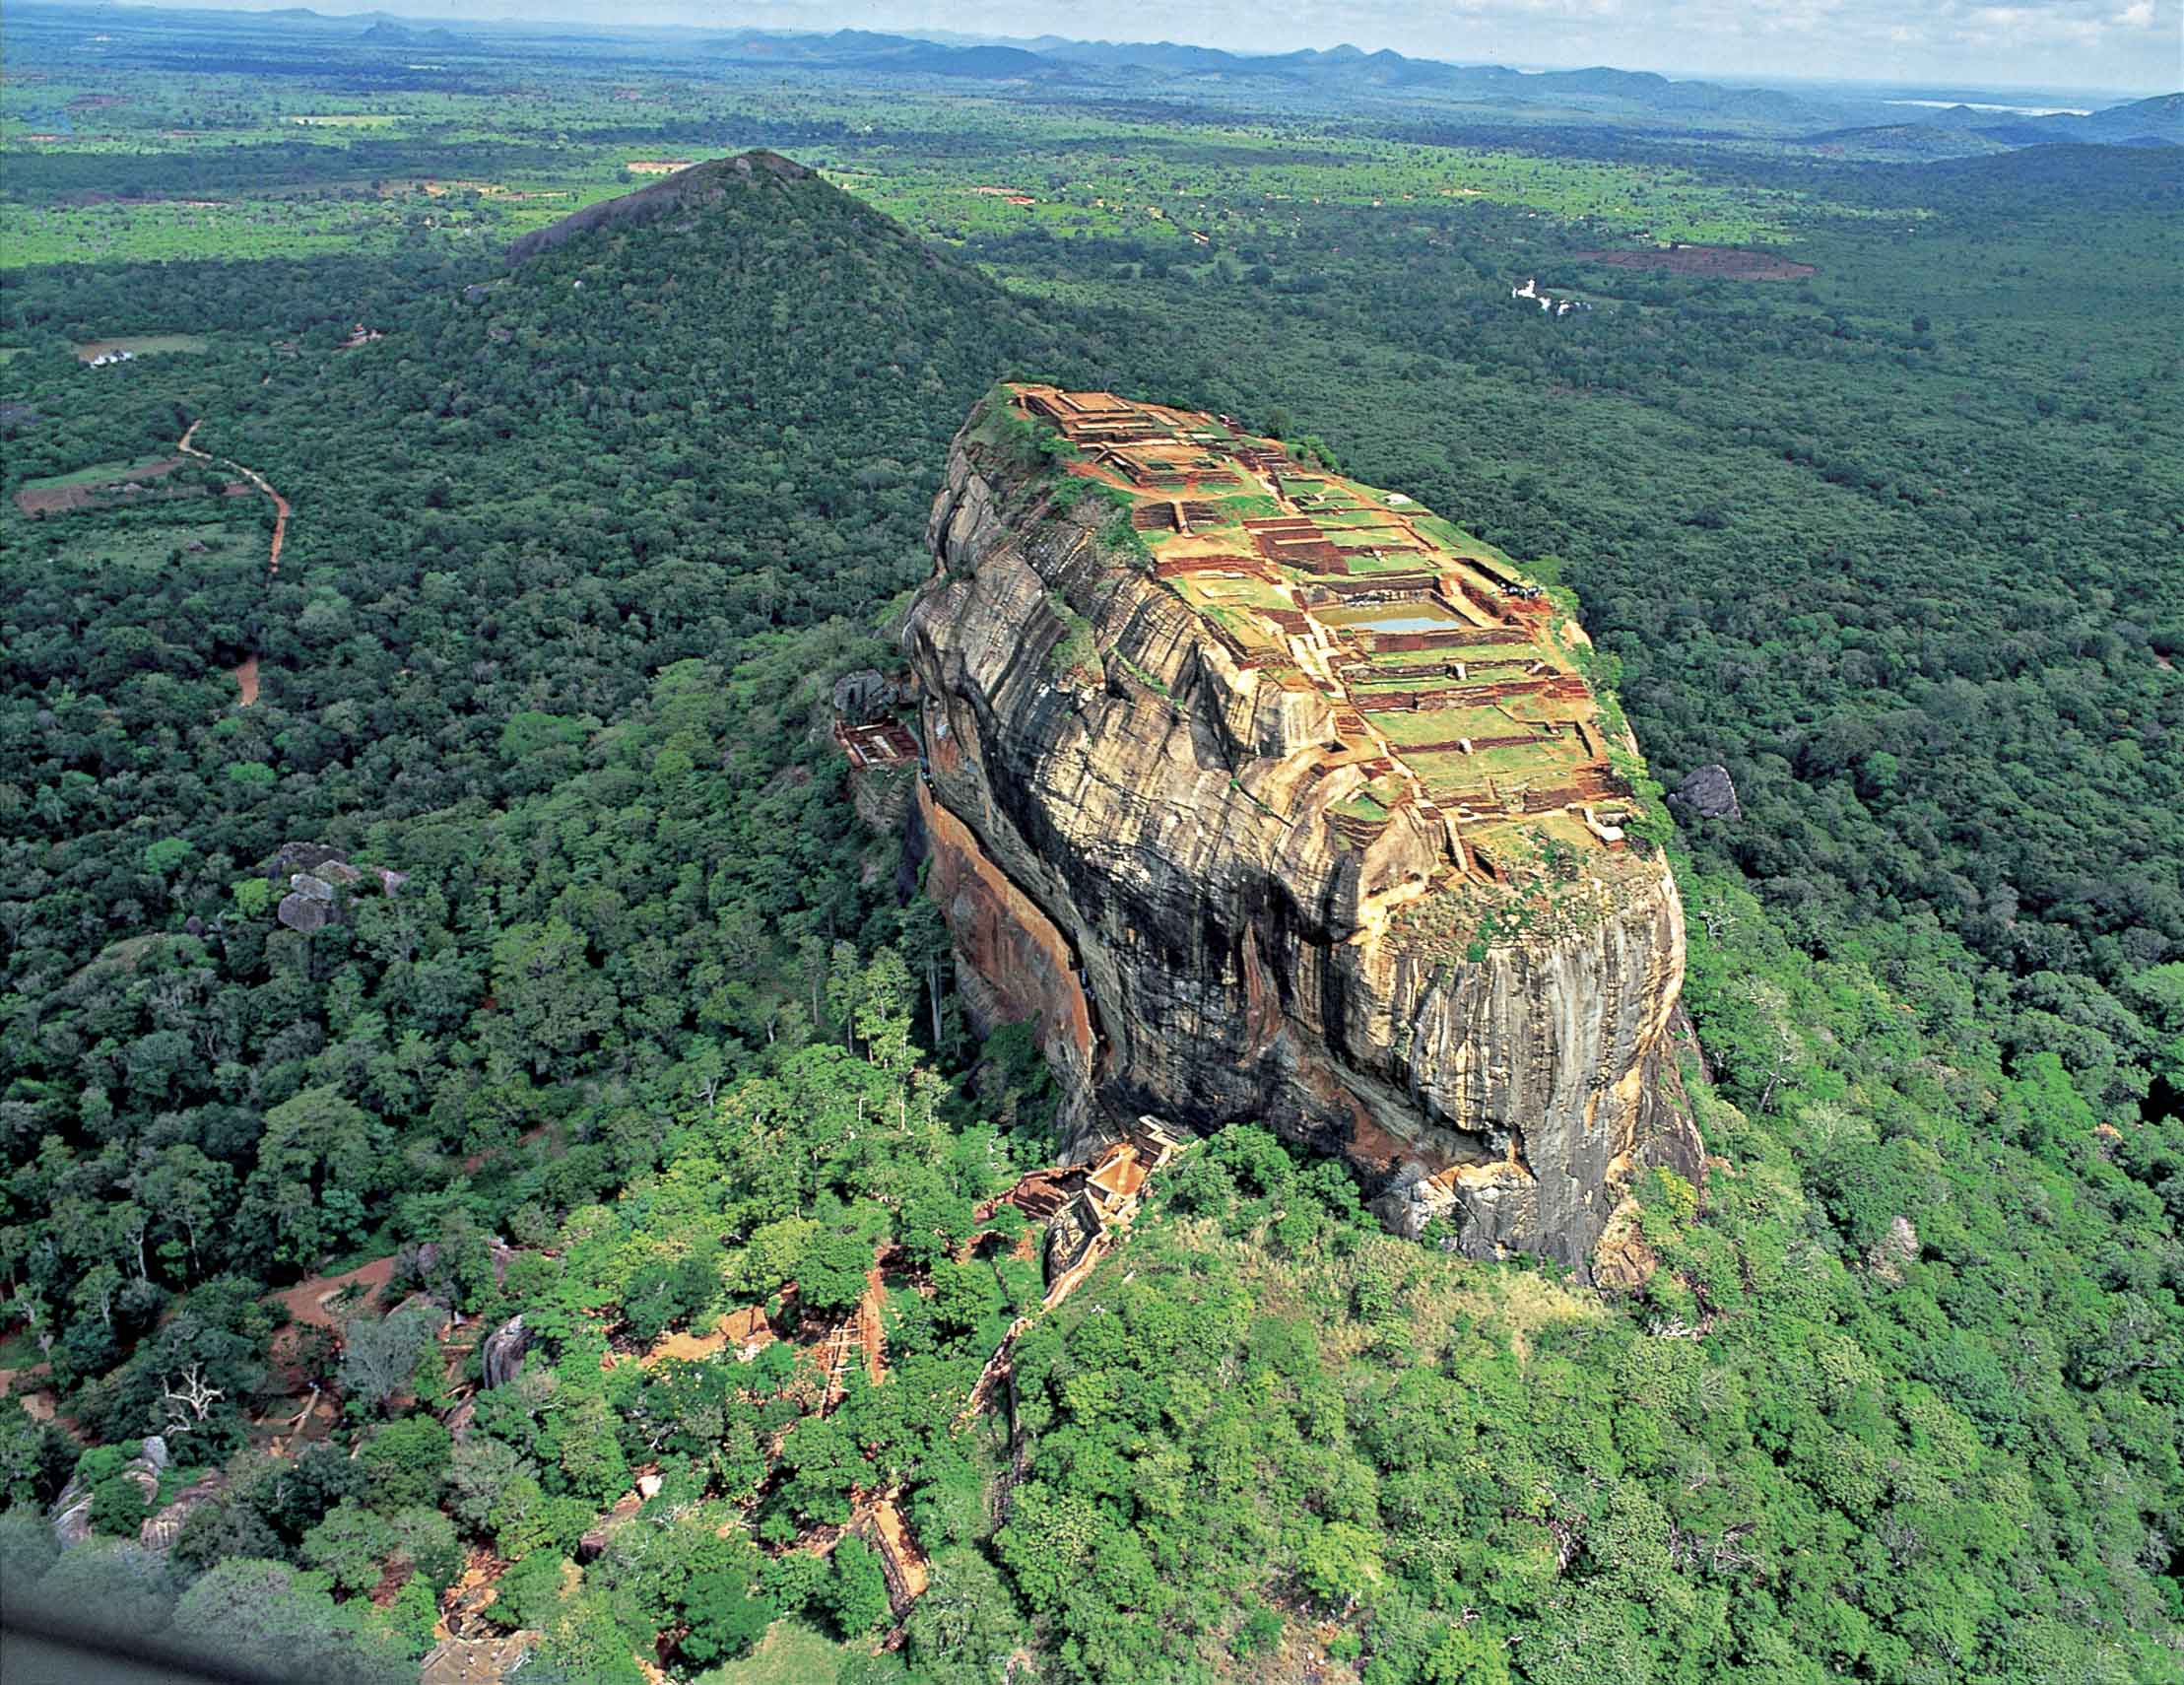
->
[1013, 383, 1646, 902]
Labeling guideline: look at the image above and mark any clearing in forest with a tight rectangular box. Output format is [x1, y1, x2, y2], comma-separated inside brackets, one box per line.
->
[41, 518, 241, 579]
[274, 1254, 399, 1330]
[700, 1616, 851, 1684]
[73, 334, 210, 360]
[1574, 244, 1816, 280]
[14, 455, 195, 515]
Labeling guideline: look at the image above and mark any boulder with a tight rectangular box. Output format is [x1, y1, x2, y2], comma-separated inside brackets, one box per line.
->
[49, 1439, 168, 1548]
[481, 1315, 531, 1390]
[277, 876, 336, 932]
[141, 1470, 226, 1555]
[1867, 1213, 1920, 1282]
[832, 668, 901, 724]
[49, 1477, 95, 1548]
[270, 852, 404, 932]
[1668, 763, 1741, 822]
[265, 842, 347, 881]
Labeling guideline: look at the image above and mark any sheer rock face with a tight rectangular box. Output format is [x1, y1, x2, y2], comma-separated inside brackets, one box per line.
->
[903, 420, 1701, 1278]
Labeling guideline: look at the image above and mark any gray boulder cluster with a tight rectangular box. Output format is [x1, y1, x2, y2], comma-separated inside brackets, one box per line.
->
[1669, 763, 1741, 822]
[832, 667, 903, 723]
[265, 842, 409, 932]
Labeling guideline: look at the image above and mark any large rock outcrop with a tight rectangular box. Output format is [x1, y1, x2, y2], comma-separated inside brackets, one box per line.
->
[505, 151, 813, 265]
[902, 388, 1702, 1277]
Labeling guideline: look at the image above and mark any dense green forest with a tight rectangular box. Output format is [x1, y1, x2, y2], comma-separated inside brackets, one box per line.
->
[2, 17, 2179, 1683]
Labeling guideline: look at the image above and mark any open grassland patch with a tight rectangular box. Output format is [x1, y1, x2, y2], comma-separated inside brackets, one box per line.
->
[41, 516, 249, 573]
[13, 455, 199, 514]
[1574, 243, 1817, 280]
[695, 1617, 849, 1685]
[1368, 706, 1519, 746]
[20, 455, 184, 491]
[829, 130, 1810, 248]
[73, 333, 208, 360]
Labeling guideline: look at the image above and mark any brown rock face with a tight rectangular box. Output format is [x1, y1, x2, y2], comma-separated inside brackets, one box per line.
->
[902, 392, 1701, 1277]
[916, 778, 1096, 1094]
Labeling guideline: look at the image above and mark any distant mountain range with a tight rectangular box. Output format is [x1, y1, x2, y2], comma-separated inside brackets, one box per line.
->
[24, 3, 2178, 151]
[693, 28, 2176, 145]
[1807, 92, 2180, 157]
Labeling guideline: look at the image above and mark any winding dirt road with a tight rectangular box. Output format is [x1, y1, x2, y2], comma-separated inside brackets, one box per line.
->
[179, 417, 289, 577]
[181, 417, 288, 708]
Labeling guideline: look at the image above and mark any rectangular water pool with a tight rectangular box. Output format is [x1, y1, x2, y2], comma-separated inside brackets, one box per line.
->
[1354, 612, 1459, 634]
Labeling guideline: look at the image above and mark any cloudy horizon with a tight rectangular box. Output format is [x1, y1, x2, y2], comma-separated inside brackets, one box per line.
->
[104, 0, 2183, 93]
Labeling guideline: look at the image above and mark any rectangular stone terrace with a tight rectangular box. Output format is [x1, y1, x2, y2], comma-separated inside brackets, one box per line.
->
[1008, 384, 1636, 874]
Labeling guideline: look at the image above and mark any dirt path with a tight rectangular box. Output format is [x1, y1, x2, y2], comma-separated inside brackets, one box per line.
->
[860, 1267, 887, 1385]
[179, 417, 290, 576]
[181, 418, 287, 707]
[872, 1496, 930, 1604]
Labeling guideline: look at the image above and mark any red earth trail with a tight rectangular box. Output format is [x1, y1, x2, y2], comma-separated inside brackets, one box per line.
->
[179, 417, 290, 576]
[180, 417, 289, 706]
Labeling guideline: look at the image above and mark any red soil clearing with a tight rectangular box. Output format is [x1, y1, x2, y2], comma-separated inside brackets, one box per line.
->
[275, 1254, 397, 1330]
[233, 655, 259, 707]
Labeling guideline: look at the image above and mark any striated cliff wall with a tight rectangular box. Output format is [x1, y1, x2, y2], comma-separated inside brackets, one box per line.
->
[914, 777, 1097, 1099]
[901, 390, 1702, 1277]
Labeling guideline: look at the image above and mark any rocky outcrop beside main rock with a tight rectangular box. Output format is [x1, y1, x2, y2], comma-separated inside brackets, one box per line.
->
[902, 411, 1701, 1277]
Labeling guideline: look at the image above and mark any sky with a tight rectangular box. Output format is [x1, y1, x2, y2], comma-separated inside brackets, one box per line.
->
[134, 0, 2184, 92]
